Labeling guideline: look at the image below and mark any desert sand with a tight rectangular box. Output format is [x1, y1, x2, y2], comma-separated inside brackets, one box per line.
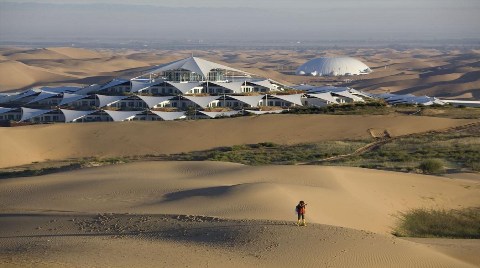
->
[1, 161, 479, 267]
[0, 47, 479, 100]
[1, 46, 479, 267]
[0, 114, 476, 168]
[1, 116, 478, 267]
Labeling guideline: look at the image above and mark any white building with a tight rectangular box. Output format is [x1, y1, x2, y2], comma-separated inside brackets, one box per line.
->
[0, 57, 376, 124]
[296, 57, 372, 76]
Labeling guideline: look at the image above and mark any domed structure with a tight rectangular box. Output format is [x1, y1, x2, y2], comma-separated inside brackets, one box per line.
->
[296, 57, 372, 76]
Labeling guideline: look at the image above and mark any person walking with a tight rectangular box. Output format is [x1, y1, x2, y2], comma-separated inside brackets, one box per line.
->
[296, 201, 307, 226]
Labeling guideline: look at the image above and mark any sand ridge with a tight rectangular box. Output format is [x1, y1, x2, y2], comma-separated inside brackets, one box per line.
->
[0, 114, 475, 168]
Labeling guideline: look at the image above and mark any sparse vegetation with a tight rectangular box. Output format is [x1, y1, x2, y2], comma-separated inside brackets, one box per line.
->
[167, 124, 479, 172]
[337, 124, 480, 173]
[169, 141, 368, 165]
[1, 122, 478, 179]
[393, 208, 480, 238]
[285, 101, 391, 115]
[0, 157, 129, 179]
[284, 102, 480, 119]
[0, 163, 82, 179]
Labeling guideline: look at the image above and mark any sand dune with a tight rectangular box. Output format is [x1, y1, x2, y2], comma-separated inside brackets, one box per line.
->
[0, 60, 77, 90]
[0, 161, 478, 267]
[46, 47, 103, 59]
[21, 56, 149, 77]
[0, 114, 475, 168]
[3, 48, 73, 61]
[0, 47, 151, 91]
[1, 161, 478, 233]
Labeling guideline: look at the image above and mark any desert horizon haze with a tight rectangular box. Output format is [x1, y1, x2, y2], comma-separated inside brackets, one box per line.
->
[1, 0, 479, 44]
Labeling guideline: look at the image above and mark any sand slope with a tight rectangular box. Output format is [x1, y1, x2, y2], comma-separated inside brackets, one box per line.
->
[0, 60, 77, 90]
[46, 47, 103, 59]
[0, 161, 479, 267]
[0, 115, 475, 168]
[0, 47, 150, 91]
[1, 215, 477, 268]
[1, 161, 478, 233]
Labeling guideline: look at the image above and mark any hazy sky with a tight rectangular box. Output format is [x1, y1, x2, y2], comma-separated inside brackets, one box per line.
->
[1, 0, 479, 44]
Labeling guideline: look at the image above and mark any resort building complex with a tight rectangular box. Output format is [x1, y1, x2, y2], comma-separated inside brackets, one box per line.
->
[0, 56, 444, 124]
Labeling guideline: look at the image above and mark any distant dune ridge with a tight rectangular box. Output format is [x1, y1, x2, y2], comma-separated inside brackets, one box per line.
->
[0, 114, 475, 168]
[0, 47, 479, 99]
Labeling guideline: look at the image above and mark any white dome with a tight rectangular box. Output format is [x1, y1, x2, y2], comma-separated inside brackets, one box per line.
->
[296, 57, 371, 76]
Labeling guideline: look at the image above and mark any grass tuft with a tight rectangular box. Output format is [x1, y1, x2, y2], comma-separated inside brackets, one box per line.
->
[393, 208, 480, 238]
[419, 159, 445, 174]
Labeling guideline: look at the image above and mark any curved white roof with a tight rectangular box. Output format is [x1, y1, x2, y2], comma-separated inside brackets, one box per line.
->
[228, 95, 264, 107]
[40, 86, 81, 93]
[270, 94, 304, 106]
[307, 93, 338, 104]
[20, 107, 53, 122]
[0, 107, 15, 114]
[136, 95, 174, 108]
[296, 57, 371, 76]
[96, 94, 128, 108]
[148, 56, 250, 78]
[150, 111, 186, 121]
[59, 93, 88, 106]
[27, 91, 60, 104]
[60, 109, 96, 122]
[103, 110, 142, 122]
[183, 95, 219, 108]
[166, 81, 202, 94]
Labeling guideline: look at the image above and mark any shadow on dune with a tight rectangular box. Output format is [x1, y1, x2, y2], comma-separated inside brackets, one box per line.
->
[0, 213, 290, 247]
[163, 186, 233, 202]
[391, 70, 480, 96]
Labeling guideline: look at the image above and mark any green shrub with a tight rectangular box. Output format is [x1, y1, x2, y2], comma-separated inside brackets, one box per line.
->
[231, 144, 248, 151]
[393, 208, 480, 238]
[419, 159, 445, 174]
